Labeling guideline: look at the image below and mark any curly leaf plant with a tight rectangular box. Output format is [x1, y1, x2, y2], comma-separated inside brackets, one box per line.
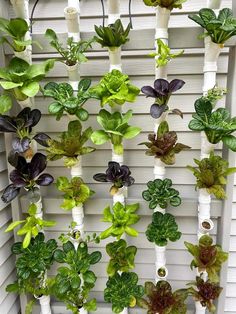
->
[53, 240, 102, 314]
[140, 121, 190, 165]
[150, 39, 184, 68]
[45, 28, 94, 66]
[45, 120, 95, 167]
[5, 203, 56, 248]
[189, 8, 236, 45]
[106, 239, 137, 277]
[203, 86, 227, 108]
[44, 79, 97, 121]
[0, 57, 54, 102]
[56, 176, 94, 211]
[1, 153, 54, 203]
[185, 235, 228, 283]
[100, 202, 140, 240]
[142, 178, 181, 210]
[141, 78, 185, 119]
[146, 211, 181, 246]
[143, 0, 187, 10]
[137, 281, 188, 314]
[188, 276, 222, 313]
[89, 69, 140, 108]
[187, 152, 236, 199]
[94, 19, 131, 49]
[6, 233, 57, 312]
[189, 97, 236, 151]
[91, 109, 141, 155]
[104, 272, 144, 313]
[93, 161, 134, 195]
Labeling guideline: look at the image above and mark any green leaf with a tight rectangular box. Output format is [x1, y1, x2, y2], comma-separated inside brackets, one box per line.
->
[222, 135, 236, 152]
[21, 81, 39, 97]
[75, 108, 89, 121]
[91, 130, 110, 145]
[123, 126, 141, 139]
[22, 231, 32, 248]
[48, 102, 63, 114]
[5, 220, 25, 232]
[83, 270, 96, 284]
[0, 95, 12, 114]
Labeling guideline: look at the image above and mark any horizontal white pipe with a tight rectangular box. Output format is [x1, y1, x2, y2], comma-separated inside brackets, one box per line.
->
[154, 158, 166, 180]
[109, 47, 122, 72]
[70, 156, 82, 178]
[108, 0, 120, 24]
[207, 0, 222, 9]
[10, 0, 29, 22]
[64, 6, 80, 41]
[195, 301, 206, 314]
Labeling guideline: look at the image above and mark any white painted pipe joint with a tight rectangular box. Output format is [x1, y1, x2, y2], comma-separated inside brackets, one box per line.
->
[195, 301, 206, 314]
[70, 156, 82, 177]
[200, 132, 215, 160]
[10, 0, 30, 21]
[198, 188, 211, 221]
[198, 218, 214, 240]
[35, 295, 51, 314]
[154, 158, 166, 180]
[156, 265, 168, 281]
[108, 0, 120, 25]
[64, 6, 80, 41]
[155, 7, 171, 42]
[109, 47, 122, 72]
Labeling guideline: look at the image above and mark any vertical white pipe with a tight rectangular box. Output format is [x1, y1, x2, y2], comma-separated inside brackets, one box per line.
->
[154, 158, 166, 180]
[38, 295, 51, 314]
[207, 0, 222, 9]
[195, 301, 206, 314]
[64, 5, 80, 41]
[108, 0, 120, 25]
[109, 47, 122, 72]
[66, 63, 80, 90]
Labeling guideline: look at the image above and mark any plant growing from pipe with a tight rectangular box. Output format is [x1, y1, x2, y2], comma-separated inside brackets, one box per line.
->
[56, 176, 94, 211]
[43, 79, 97, 121]
[5, 203, 56, 248]
[137, 281, 188, 314]
[142, 178, 181, 210]
[143, 0, 187, 10]
[185, 235, 228, 283]
[187, 152, 236, 199]
[189, 97, 236, 151]
[146, 211, 181, 246]
[150, 39, 184, 68]
[141, 78, 185, 119]
[45, 28, 94, 66]
[94, 19, 131, 48]
[93, 161, 134, 195]
[52, 240, 102, 313]
[106, 239, 137, 277]
[91, 109, 141, 155]
[104, 272, 144, 313]
[89, 70, 140, 108]
[203, 86, 226, 108]
[100, 202, 140, 239]
[189, 8, 236, 45]
[1, 153, 54, 203]
[0, 57, 54, 102]
[139, 121, 190, 165]
[45, 120, 95, 167]
[188, 276, 223, 313]
[6, 233, 57, 313]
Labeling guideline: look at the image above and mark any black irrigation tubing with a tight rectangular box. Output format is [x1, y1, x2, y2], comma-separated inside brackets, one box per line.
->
[30, 0, 40, 33]
[129, 0, 133, 28]
[101, 0, 105, 26]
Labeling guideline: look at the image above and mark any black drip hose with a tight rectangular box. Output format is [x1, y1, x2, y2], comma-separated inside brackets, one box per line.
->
[30, 0, 40, 33]
[101, 0, 105, 26]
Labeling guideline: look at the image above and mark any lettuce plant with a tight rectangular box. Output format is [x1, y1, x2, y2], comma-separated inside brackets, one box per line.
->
[93, 161, 134, 195]
[185, 235, 228, 283]
[5, 203, 56, 249]
[44, 79, 97, 121]
[146, 211, 181, 246]
[6, 233, 57, 305]
[137, 281, 188, 314]
[189, 8, 236, 45]
[189, 97, 236, 151]
[100, 202, 140, 239]
[187, 152, 236, 199]
[143, 0, 187, 10]
[203, 86, 226, 108]
[56, 176, 94, 210]
[45, 28, 94, 66]
[0, 57, 54, 101]
[0, 18, 32, 52]
[46, 120, 95, 167]
[142, 178, 181, 209]
[106, 239, 137, 277]
[0, 94, 12, 114]
[90, 70, 140, 108]
[104, 272, 144, 313]
[188, 276, 222, 313]
[0, 107, 45, 154]
[140, 121, 190, 165]
[1, 153, 54, 203]
[95, 19, 131, 48]
[53, 241, 102, 313]
[91, 109, 141, 155]
[150, 39, 184, 68]
[141, 78, 185, 118]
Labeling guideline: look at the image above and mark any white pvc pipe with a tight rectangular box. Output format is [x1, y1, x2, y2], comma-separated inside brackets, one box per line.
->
[17, 97, 34, 108]
[79, 308, 88, 314]
[156, 265, 168, 281]
[154, 158, 166, 180]
[195, 301, 206, 314]
[198, 189, 211, 221]
[155, 7, 170, 45]
[200, 132, 215, 160]
[207, 0, 222, 9]
[70, 156, 82, 178]
[155, 245, 166, 268]
[119, 308, 128, 314]
[66, 63, 80, 91]
[198, 218, 214, 240]
[14, 48, 32, 64]
[108, 0, 120, 25]
[155, 66, 168, 80]
[154, 112, 168, 134]
[154, 205, 165, 214]
[109, 47, 122, 72]
[113, 187, 126, 205]
[10, 0, 29, 22]
[112, 147, 124, 164]
[37, 295, 51, 314]
[72, 205, 85, 239]
[64, 6, 80, 41]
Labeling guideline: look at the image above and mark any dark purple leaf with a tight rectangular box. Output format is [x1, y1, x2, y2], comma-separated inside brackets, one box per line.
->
[36, 173, 54, 186]
[93, 173, 108, 182]
[123, 176, 135, 186]
[141, 86, 157, 98]
[27, 109, 41, 127]
[9, 170, 26, 187]
[8, 151, 19, 167]
[154, 79, 169, 95]
[12, 137, 30, 153]
[33, 133, 51, 147]
[169, 79, 185, 93]
[29, 153, 47, 179]
[172, 108, 183, 118]
[150, 104, 167, 119]
[0, 116, 16, 132]
[27, 187, 41, 203]
[15, 155, 28, 174]
[1, 184, 20, 203]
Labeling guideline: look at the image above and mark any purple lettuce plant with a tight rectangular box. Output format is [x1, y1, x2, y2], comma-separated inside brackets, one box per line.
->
[1, 153, 54, 203]
[93, 161, 134, 195]
[141, 79, 185, 118]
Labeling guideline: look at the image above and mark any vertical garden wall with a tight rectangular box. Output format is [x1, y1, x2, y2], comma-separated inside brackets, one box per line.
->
[0, 0, 236, 313]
